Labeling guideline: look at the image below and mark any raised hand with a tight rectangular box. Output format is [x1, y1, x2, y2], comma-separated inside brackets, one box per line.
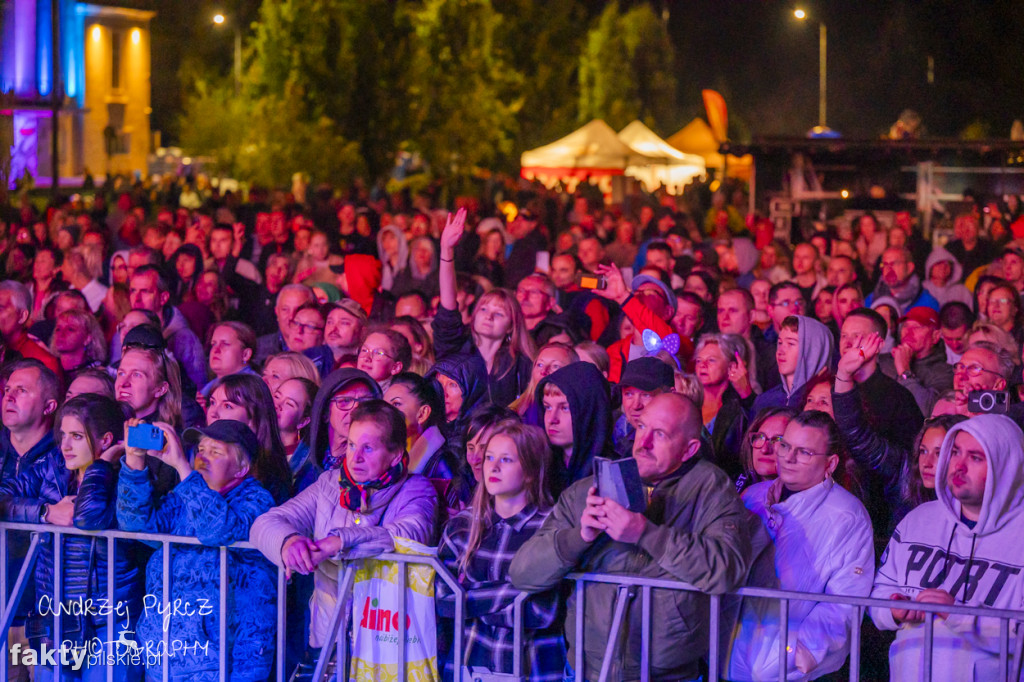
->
[728, 351, 752, 398]
[891, 343, 913, 376]
[439, 208, 468, 257]
[594, 264, 629, 304]
[836, 332, 883, 381]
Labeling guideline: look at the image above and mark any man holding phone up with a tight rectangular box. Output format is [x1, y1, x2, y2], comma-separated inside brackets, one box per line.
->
[510, 393, 755, 681]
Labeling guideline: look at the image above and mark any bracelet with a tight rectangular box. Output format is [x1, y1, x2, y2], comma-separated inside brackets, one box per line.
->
[440, 256, 454, 263]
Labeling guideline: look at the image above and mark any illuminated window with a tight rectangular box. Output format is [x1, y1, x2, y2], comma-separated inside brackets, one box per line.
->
[111, 31, 122, 89]
[131, 28, 141, 45]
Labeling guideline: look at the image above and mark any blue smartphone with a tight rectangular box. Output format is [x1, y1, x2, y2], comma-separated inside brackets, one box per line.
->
[127, 424, 165, 450]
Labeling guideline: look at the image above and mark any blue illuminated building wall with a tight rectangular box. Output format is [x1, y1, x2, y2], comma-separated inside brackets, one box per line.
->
[1, 0, 82, 104]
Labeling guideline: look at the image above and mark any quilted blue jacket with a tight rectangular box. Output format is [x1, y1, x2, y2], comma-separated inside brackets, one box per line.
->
[117, 468, 276, 682]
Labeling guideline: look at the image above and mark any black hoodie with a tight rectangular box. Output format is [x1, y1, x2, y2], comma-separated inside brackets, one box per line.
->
[536, 362, 613, 496]
[426, 353, 490, 454]
[308, 368, 382, 469]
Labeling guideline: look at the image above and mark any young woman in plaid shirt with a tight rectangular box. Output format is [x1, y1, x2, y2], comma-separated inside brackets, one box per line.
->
[436, 423, 566, 681]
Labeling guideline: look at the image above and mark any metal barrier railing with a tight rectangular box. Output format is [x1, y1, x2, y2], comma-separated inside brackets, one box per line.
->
[0, 522, 287, 682]
[2, 521, 1023, 682]
[564, 571, 1024, 682]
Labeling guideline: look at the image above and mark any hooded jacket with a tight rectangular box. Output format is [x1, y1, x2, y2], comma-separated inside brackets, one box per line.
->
[308, 368, 382, 470]
[535, 362, 613, 496]
[376, 224, 409, 291]
[752, 316, 834, 414]
[867, 273, 941, 315]
[341, 254, 383, 315]
[870, 415, 1024, 681]
[426, 353, 489, 456]
[922, 246, 974, 309]
[727, 477, 874, 681]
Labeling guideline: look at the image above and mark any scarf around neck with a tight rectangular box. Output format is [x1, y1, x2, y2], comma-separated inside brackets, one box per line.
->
[338, 454, 408, 512]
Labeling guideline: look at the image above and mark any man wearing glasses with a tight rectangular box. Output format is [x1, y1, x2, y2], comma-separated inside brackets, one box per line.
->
[306, 368, 382, 472]
[951, 341, 1013, 418]
[866, 246, 940, 314]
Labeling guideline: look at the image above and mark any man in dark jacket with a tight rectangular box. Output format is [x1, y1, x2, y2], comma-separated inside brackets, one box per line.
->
[877, 306, 954, 414]
[833, 308, 924, 548]
[536, 362, 613, 496]
[510, 393, 754, 681]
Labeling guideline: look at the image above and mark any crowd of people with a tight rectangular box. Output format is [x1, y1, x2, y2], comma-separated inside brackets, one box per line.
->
[0, 179, 1022, 681]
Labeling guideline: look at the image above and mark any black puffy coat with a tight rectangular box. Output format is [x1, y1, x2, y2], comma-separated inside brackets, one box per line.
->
[0, 453, 143, 644]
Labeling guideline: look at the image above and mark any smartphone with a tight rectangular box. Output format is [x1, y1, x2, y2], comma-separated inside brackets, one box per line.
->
[127, 424, 165, 450]
[578, 273, 607, 290]
[535, 251, 551, 274]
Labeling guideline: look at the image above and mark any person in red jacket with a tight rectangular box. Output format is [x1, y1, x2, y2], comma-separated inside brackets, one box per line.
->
[592, 264, 689, 383]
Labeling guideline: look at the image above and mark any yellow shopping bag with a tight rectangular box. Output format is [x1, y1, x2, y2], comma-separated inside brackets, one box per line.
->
[349, 538, 438, 682]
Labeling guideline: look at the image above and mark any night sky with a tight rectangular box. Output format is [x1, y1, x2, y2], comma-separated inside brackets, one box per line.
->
[148, 0, 1024, 146]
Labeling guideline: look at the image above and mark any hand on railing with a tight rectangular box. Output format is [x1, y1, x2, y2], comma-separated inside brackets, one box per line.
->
[45, 496, 77, 526]
[282, 534, 329, 579]
[890, 588, 954, 623]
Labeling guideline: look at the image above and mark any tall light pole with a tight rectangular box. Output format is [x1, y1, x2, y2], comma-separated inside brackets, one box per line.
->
[213, 13, 241, 96]
[794, 8, 827, 130]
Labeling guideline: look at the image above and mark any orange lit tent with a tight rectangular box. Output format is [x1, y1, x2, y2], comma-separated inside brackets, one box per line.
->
[667, 118, 753, 180]
[618, 120, 706, 194]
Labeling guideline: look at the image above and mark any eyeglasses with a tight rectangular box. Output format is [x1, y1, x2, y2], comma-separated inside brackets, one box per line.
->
[775, 438, 830, 462]
[989, 297, 1015, 307]
[292, 321, 324, 336]
[771, 299, 803, 309]
[359, 347, 394, 361]
[749, 433, 784, 449]
[329, 395, 372, 411]
[954, 362, 1001, 377]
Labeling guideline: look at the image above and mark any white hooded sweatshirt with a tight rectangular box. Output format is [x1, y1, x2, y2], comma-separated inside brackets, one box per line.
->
[725, 477, 874, 681]
[870, 414, 1024, 681]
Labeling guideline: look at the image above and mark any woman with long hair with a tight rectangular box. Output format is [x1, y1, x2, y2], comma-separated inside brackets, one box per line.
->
[727, 410, 873, 681]
[694, 333, 758, 478]
[472, 227, 507, 288]
[260, 351, 321, 393]
[391, 315, 435, 375]
[436, 209, 535, 407]
[273, 377, 319, 493]
[48, 309, 107, 378]
[436, 422, 565, 680]
[510, 342, 578, 425]
[0, 394, 142, 680]
[984, 281, 1024, 346]
[169, 243, 204, 304]
[899, 414, 967, 520]
[205, 373, 292, 503]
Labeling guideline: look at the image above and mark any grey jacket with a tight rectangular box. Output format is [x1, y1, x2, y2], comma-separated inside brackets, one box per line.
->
[509, 459, 755, 681]
[878, 342, 954, 414]
[249, 469, 439, 647]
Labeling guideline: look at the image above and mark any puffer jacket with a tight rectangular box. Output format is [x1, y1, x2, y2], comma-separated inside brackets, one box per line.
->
[726, 478, 874, 681]
[117, 468, 276, 682]
[509, 459, 755, 681]
[0, 453, 142, 645]
[249, 469, 439, 648]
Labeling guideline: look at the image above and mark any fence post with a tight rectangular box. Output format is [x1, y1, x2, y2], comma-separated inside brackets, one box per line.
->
[777, 598, 788, 682]
[53, 530, 61, 682]
[397, 559, 406, 681]
[1000, 617, 1009, 682]
[848, 606, 862, 682]
[597, 586, 631, 682]
[106, 534, 116, 682]
[218, 546, 228, 682]
[640, 585, 651, 682]
[512, 592, 526, 678]
[574, 579, 584, 679]
[708, 594, 720, 682]
[162, 541, 170, 682]
[923, 612, 934, 682]
[276, 568, 286, 682]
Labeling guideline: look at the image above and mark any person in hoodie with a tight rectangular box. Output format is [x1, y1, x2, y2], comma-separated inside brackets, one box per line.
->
[535, 362, 612, 496]
[330, 254, 393, 322]
[376, 223, 409, 291]
[307, 368, 382, 472]
[870, 414, 1024, 681]
[922, 246, 973, 309]
[752, 315, 833, 414]
[392, 236, 441, 302]
[866, 246, 941, 315]
[425, 353, 490, 463]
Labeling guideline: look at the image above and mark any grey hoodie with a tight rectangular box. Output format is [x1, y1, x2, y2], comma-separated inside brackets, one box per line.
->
[752, 315, 834, 413]
[376, 224, 408, 291]
[923, 246, 974, 309]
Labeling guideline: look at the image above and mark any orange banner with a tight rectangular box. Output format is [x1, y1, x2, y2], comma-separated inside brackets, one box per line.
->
[702, 89, 729, 142]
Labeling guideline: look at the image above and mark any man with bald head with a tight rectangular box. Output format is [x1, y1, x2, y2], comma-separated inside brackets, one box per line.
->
[511, 392, 755, 681]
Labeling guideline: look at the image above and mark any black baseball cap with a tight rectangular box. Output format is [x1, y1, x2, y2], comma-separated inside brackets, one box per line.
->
[618, 357, 674, 392]
[184, 420, 260, 461]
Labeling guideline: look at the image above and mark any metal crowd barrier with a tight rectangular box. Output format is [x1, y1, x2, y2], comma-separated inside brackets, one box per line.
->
[0, 522, 288, 682]
[2, 521, 1023, 682]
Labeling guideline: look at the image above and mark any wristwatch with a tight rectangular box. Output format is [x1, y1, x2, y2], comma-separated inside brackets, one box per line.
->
[39, 504, 48, 523]
[899, 370, 916, 381]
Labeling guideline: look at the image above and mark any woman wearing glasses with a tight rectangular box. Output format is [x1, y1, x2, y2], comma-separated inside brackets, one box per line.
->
[726, 410, 874, 681]
[734, 406, 797, 494]
[356, 329, 412, 392]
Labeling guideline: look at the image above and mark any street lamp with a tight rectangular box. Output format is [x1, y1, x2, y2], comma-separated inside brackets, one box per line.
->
[794, 8, 827, 130]
[212, 12, 241, 95]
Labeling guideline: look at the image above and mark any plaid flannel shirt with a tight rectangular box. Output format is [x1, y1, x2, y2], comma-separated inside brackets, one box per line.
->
[436, 504, 566, 681]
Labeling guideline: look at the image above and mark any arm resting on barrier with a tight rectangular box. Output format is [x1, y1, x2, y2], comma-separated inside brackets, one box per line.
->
[327, 475, 439, 556]
[509, 484, 592, 592]
[74, 460, 117, 530]
[249, 472, 323, 566]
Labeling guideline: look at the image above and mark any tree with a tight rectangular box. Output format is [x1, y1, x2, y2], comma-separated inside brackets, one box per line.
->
[578, 2, 677, 132]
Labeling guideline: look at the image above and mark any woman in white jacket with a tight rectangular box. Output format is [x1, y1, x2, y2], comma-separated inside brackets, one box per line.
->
[726, 410, 875, 681]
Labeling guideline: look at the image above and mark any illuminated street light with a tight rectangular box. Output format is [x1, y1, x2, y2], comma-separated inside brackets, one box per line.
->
[793, 8, 827, 129]
[212, 13, 241, 95]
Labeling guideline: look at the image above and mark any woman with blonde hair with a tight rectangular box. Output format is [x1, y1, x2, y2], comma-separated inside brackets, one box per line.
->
[260, 351, 321, 393]
[435, 209, 535, 406]
[49, 308, 107, 377]
[436, 422, 565, 680]
[510, 342, 578, 425]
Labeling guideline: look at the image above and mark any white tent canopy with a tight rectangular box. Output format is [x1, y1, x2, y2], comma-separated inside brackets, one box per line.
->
[618, 120, 706, 194]
[520, 119, 656, 174]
